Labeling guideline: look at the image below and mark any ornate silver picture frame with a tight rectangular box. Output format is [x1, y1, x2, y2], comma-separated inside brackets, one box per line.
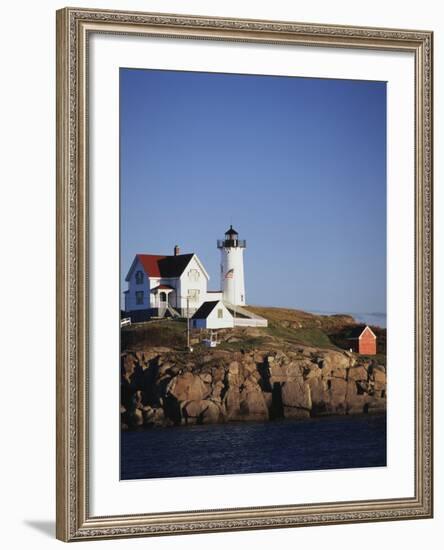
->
[56, 7, 433, 542]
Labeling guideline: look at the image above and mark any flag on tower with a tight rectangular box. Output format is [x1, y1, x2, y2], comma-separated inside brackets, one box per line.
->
[225, 268, 234, 279]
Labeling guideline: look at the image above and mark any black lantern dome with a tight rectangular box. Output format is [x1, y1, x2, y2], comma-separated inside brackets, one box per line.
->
[225, 225, 238, 237]
[217, 225, 246, 249]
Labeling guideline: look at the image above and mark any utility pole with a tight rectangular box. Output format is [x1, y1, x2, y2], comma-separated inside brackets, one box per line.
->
[186, 294, 190, 351]
[178, 292, 193, 352]
[180, 293, 193, 352]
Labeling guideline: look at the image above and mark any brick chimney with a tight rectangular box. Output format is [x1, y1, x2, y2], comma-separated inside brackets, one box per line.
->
[174, 245, 180, 256]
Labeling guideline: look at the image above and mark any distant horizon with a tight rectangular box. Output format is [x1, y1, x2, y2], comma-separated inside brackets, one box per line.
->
[120, 68, 386, 314]
[241, 304, 387, 328]
[252, 304, 387, 317]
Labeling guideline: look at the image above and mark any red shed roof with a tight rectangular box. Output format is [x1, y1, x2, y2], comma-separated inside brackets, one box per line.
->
[345, 325, 377, 340]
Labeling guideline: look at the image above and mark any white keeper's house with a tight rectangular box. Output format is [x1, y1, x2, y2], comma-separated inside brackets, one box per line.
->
[124, 245, 210, 320]
[123, 226, 267, 327]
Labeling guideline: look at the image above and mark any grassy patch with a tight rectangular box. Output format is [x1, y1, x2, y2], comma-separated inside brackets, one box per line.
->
[245, 305, 355, 332]
[290, 327, 334, 348]
[121, 319, 187, 350]
[265, 322, 335, 349]
[218, 337, 266, 352]
[121, 306, 385, 360]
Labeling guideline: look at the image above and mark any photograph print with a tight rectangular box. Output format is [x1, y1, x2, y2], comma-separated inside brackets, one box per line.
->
[120, 68, 387, 481]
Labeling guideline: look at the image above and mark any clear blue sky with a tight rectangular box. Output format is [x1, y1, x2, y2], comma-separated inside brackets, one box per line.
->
[120, 68, 386, 315]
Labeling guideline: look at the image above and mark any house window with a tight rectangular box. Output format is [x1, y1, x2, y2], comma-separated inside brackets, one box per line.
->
[135, 270, 144, 284]
[188, 289, 200, 302]
[188, 269, 200, 282]
[159, 292, 167, 302]
[241, 294, 244, 302]
[135, 291, 144, 305]
[217, 308, 223, 319]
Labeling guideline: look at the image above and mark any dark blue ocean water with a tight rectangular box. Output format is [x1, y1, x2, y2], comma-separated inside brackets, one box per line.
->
[121, 414, 386, 480]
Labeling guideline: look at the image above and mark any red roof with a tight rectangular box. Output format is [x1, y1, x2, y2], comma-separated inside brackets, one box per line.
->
[137, 254, 166, 278]
[132, 253, 194, 279]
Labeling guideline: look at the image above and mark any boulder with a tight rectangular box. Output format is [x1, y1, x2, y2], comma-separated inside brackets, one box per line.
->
[372, 367, 387, 392]
[227, 364, 241, 388]
[253, 351, 266, 364]
[157, 362, 174, 377]
[228, 361, 240, 376]
[166, 372, 209, 401]
[211, 380, 226, 402]
[269, 361, 304, 384]
[347, 395, 370, 415]
[325, 377, 348, 414]
[367, 396, 387, 414]
[142, 406, 166, 426]
[281, 379, 312, 418]
[121, 353, 137, 382]
[120, 340, 387, 428]
[211, 366, 225, 383]
[263, 391, 273, 410]
[283, 406, 311, 419]
[348, 365, 369, 382]
[202, 401, 225, 423]
[199, 372, 213, 394]
[345, 379, 368, 413]
[322, 352, 350, 380]
[239, 379, 269, 421]
[307, 377, 325, 405]
[132, 407, 143, 427]
[303, 364, 322, 381]
[224, 387, 241, 420]
[182, 400, 225, 424]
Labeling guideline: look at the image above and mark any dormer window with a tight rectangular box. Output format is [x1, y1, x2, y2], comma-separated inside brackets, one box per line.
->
[188, 269, 200, 282]
[135, 270, 144, 284]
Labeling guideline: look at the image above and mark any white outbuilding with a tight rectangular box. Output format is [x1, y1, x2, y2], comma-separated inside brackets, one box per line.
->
[191, 300, 234, 330]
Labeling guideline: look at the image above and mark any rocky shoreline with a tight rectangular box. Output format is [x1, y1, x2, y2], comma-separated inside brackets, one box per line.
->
[121, 345, 386, 429]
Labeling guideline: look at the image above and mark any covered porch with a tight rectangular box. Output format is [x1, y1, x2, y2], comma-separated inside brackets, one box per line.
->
[150, 285, 179, 317]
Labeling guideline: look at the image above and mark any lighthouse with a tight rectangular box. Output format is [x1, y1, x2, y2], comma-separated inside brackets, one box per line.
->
[217, 225, 246, 306]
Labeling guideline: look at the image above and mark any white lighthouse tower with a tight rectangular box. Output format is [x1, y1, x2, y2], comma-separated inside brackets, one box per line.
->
[217, 225, 246, 306]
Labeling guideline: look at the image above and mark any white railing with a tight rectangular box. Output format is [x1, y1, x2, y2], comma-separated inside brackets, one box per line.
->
[222, 303, 269, 327]
[166, 304, 181, 318]
[233, 317, 268, 327]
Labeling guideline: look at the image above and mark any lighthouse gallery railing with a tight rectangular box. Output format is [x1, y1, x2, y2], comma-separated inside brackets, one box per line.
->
[217, 239, 246, 248]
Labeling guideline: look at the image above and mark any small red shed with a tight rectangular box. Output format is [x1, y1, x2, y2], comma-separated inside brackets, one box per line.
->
[347, 325, 377, 355]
